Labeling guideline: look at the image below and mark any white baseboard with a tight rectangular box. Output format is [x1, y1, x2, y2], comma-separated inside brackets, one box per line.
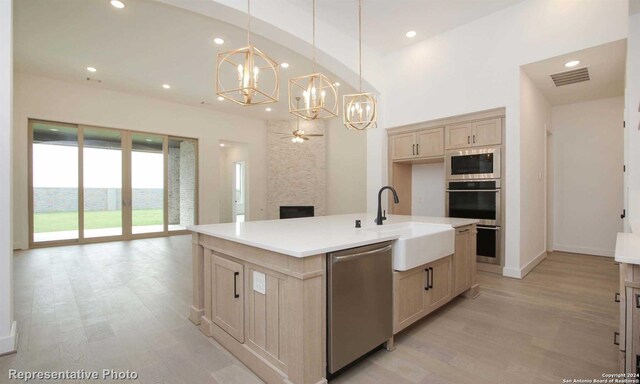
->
[0, 321, 17, 355]
[502, 251, 547, 279]
[553, 244, 613, 257]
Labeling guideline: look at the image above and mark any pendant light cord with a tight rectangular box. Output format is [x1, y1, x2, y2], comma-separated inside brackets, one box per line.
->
[312, 0, 316, 72]
[247, 0, 251, 46]
[358, 0, 362, 92]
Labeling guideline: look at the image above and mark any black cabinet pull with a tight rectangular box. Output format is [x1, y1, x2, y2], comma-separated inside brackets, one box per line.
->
[615, 292, 621, 303]
[416, 143, 419, 155]
[622, 209, 626, 219]
[424, 268, 429, 291]
[473, 134, 476, 144]
[636, 294, 640, 309]
[233, 271, 240, 298]
[428, 267, 434, 289]
[467, 136, 470, 144]
[614, 331, 620, 346]
[412, 144, 415, 156]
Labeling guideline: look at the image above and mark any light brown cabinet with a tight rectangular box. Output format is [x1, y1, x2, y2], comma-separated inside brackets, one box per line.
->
[211, 254, 244, 343]
[452, 226, 472, 297]
[445, 118, 502, 149]
[618, 263, 640, 374]
[393, 224, 477, 334]
[390, 128, 444, 161]
[425, 256, 452, 313]
[393, 255, 452, 334]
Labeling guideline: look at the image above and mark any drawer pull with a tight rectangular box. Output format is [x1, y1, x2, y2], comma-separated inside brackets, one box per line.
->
[615, 292, 621, 303]
[424, 268, 430, 291]
[636, 294, 640, 309]
[428, 267, 434, 289]
[614, 331, 620, 346]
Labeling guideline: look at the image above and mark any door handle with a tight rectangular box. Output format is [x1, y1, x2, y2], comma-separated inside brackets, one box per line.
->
[412, 144, 415, 156]
[428, 267, 433, 289]
[467, 136, 470, 144]
[615, 292, 621, 303]
[473, 135, 476, 144]
[233, 272, 240, 298]
[424, 268, 430, 291]
[614, 331, 620, 346]
[333, 245, 393, 263]
[416, 143, 419, 155]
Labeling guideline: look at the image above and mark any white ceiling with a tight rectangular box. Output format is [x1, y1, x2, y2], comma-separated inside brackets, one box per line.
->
[13, 0, 356, 120]
[283, 0, 525, 54]
[521, 40, 626, 106]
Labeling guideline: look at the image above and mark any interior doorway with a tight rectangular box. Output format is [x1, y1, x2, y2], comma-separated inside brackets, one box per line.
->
[218, 141, 249, 224]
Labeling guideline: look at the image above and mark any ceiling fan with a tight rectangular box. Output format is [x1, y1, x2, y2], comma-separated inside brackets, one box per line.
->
[278, 97, 324, 143]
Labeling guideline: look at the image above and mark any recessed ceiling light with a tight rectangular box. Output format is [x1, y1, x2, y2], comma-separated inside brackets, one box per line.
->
[50, 128, 59, 132]
[281, 62, 290, 69]
[406, 30, 417, 38]
[110, 0, 125, 9]
[334, 82, 340, 87]
[217, 96, 224, 101]
[219, 143, 225, 147]
[86, 66, 97, 73]
[162, 84, 171, 89]
[214, 37, 224, 45]
[565, 60, 580, 68]
[265, 107, 272, 112]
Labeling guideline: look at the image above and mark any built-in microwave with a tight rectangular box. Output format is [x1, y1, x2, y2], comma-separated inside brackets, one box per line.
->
[445, 146, 501, 180]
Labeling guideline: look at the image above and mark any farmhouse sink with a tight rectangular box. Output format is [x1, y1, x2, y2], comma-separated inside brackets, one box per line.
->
[364, 222, 455, 271]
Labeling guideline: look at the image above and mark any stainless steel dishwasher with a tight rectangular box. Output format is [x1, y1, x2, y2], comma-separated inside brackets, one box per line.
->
[327, 241, 393, 376]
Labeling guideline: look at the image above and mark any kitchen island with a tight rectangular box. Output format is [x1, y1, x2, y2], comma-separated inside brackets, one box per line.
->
[188, 214, 479, 384]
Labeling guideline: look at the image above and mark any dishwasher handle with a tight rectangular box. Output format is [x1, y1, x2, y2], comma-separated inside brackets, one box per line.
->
[332, 244, 393, 263]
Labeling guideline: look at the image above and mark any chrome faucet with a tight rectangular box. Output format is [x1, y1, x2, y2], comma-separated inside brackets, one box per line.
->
[375, 186, 399, 225]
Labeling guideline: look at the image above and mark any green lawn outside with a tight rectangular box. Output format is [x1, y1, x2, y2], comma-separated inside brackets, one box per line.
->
[34, 209, 163, 233]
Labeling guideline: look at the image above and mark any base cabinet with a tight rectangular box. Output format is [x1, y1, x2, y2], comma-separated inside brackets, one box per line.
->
[393, 224, 477, 334]
[211, 254, 245, 343]
[618, 263, 640, 374]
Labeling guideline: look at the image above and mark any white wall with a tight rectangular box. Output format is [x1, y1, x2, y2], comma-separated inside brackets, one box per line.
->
[627, 11, 640, 229]
[411, 163, 445, 217]
[380, 0, 628, 276]
[326, 118, 367, 215]
[13, 73, 269, 249]
[516, 70, 551, 277]
[551, 97, 624, 256]
[0, 0, 17, 355]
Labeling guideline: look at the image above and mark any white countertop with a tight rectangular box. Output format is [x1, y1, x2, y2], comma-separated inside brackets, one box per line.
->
[188, 214, 478, 258]
[615, 232, 640, 265]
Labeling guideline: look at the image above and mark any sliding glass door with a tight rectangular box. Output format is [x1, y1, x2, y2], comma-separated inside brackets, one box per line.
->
[29, 120, 198, 247]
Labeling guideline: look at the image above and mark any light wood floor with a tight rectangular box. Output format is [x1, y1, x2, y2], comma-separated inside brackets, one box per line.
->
[0, 237, 618, 383]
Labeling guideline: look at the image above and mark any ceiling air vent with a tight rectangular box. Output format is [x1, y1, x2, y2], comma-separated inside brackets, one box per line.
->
[550, 67, 590, 87]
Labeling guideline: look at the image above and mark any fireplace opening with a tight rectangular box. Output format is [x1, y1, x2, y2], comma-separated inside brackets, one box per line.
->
[279, 206, 314, 219]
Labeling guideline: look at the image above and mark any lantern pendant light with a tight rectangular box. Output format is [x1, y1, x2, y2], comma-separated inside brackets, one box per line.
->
[343, 0, 377, 130]
[288, 0, 338, 120]
[216, 0, 279, 105]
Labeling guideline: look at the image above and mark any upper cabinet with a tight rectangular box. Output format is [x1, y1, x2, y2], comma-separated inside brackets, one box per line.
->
[390, 127, 444, 161]
[445, 118, 502, 149]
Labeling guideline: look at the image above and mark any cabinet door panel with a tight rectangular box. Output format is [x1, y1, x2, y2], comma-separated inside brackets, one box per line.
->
[425, 256, 452, 314]
[452, 227, 471, 297]
[212, 254, 244, 343]
[393, 268, 426, 333]
[472, 118, 501, 146]
[416, 128, 444, 158]
[445, 123, 472, 149]
[391, 133, 416, 160]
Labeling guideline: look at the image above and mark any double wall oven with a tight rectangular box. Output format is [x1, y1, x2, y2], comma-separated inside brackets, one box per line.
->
[446, 146, 502, 265]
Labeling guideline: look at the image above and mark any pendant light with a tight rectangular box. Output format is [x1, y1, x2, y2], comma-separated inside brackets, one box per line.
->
[216, 0, 279, 105]
[288, 0, 338, 120]
[343, 0, 377, 130]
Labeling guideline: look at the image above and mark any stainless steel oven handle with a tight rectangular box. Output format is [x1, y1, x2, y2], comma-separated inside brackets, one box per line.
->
[333, 245, 393, 263]
[445, 189, 500, 193]
[477, 226, 500, 231]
